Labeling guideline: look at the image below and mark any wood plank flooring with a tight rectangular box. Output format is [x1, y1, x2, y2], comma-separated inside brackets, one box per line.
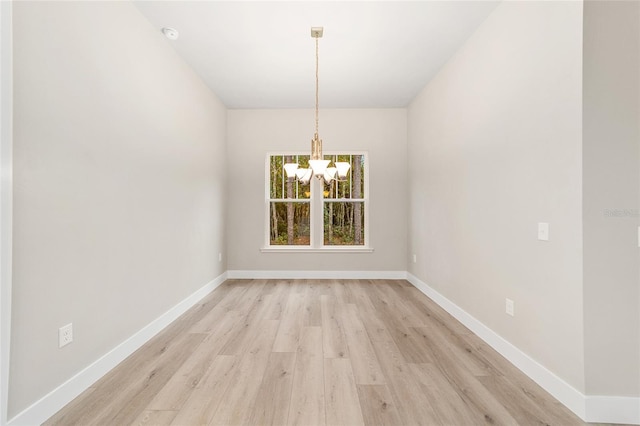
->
[45, 279, 587, 426]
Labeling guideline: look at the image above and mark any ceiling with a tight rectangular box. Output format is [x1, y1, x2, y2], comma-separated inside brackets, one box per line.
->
[134, 1, 500, 109]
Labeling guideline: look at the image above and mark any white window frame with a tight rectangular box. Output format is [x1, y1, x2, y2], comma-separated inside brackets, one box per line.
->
[262, 151, 372, 253]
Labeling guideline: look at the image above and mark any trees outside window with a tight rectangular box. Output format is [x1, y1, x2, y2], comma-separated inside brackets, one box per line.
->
[266, 153, 367, 248]
[268, 154, 310, 245]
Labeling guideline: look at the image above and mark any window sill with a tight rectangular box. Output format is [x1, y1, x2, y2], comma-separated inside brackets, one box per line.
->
[260, 247, 374, 253]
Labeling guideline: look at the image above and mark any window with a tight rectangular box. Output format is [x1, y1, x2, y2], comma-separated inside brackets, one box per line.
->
[267, 154, 311, 246]
[265, 152, 369, 250]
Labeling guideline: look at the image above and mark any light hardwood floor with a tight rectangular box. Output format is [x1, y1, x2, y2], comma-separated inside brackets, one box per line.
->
[45, 279, 588, 426]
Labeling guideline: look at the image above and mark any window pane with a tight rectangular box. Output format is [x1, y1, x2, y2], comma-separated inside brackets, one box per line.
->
[323, 154, 365, 199]
[270, 155, 310, 199]
[270, 202, 310, 245]
[323, 202, 364, 245]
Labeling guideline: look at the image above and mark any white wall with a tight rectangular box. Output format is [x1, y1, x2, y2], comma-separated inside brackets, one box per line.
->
[227, 109, 406, 273]
[408, 1, 585, 392]
[9, 1, 227, 418]
[583, 0, 640, 397]
[1, 2, 13, 424]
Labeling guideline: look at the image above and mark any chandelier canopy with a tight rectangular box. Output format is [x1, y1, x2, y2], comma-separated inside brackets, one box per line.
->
[283, 27, 350, 185]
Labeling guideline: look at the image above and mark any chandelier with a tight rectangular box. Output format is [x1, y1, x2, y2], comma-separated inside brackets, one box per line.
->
[283, 27, 351, 185]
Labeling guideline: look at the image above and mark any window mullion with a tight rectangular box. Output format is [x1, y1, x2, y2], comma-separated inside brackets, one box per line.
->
[281, 155, 285, 200]
[311, 177, 323, 248]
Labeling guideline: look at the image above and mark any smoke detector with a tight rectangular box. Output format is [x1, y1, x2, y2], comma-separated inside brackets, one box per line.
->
[162, 27, 179, 40]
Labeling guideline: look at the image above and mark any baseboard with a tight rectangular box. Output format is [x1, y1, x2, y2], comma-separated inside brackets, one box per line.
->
[227, 270, 407, 280]
[406, 273, 640, 425]
[405, 273, 586, 418]
[7, 272, 228, 426]
[585, 395, 640, 425]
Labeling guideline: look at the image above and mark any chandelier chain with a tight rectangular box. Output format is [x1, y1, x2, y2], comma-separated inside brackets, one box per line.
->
[280, 27, 351, 186]
[315, 35, 319, 138]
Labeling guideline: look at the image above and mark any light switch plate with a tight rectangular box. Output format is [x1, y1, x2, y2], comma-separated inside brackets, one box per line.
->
[505, 298, 514, 316]
[538, 222, 549, 241]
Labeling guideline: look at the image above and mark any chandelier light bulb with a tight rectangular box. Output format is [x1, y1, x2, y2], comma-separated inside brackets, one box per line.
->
[335, 162, 351, 179]
[283, 163, 299, 178]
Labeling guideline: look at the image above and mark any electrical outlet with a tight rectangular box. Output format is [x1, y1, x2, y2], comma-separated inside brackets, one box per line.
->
[505, 298, 515, 317]
[59, 323, 73, 348]
[412, 254, 417, 263]
[218, 253, 222, 262]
